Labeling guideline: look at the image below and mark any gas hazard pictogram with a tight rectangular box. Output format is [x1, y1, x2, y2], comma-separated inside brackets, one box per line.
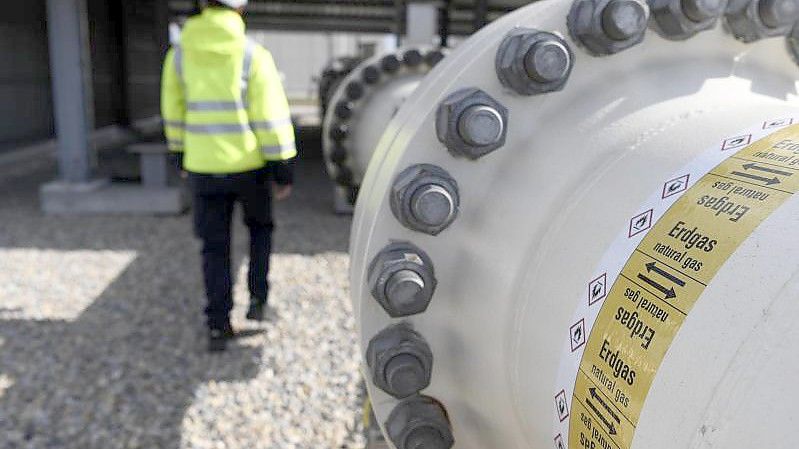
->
[662, 174, 690, 199]
[588, 273, 607, 306]
[570, 319, 586, 352]
[763, 118, 793, 129]
[554, 434, 565, 449]
[628, 209, 653, 238]
[555, 390, 570, 422]
[721, 134, 752, 151]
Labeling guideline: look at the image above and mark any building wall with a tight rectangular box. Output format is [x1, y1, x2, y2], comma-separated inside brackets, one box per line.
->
[0, 1, 54, 151]
[249, 31, 396, 101]
[123, 0, 168, 122]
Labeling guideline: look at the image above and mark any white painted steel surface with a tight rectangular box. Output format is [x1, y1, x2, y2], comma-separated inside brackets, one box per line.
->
[349, 1, 799, 448]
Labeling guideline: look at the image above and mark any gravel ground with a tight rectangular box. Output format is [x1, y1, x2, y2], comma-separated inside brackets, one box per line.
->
[0, 157, 364, 449]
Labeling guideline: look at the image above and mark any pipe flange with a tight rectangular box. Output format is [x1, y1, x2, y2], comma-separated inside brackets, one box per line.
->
[323, 47, 449, 192]
[725, 0, 799, 42]
[385, 396, 454, 449]
[650, 0, 728, 39]
[368, 241, 437, 318]
[436, 88, 509, 160]
[568, 0, 650, 55]
[496, 28, 575, 95]
[366, 323, 434, 399]
[390, 164, 460, 236]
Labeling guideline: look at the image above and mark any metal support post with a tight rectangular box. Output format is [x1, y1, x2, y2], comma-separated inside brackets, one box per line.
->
[45, 0, 95, 184]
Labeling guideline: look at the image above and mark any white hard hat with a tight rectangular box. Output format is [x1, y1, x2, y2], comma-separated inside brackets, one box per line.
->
[216, 0, 248, 8]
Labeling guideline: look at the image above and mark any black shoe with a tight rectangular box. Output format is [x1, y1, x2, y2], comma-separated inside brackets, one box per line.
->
[208, 328, 228, 352]
[208, 323, 236, 352]
[246, 300, 278, 322]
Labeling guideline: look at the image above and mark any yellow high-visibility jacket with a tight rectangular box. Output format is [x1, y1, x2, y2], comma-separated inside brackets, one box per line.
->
[161, 8, 296, 174]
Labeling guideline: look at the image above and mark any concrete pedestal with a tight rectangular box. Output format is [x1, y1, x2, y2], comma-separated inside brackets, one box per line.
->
[40, 180, 186, 215]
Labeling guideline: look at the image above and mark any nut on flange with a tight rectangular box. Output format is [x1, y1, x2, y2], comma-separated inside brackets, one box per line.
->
[496, 28, 574, 95]
[436, 88, 509, 160]
[650, 0, 727, 40]
[725, 0, 799, 42]
[368, 241, 437, 318]
[569, 0, 650, 55]
[367, 323, 434, 399]
[390, 164, 459, 236]
[385, 395, 454, 449]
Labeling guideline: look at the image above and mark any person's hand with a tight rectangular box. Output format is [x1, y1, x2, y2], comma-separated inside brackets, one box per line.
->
[273, 183, 292, 201]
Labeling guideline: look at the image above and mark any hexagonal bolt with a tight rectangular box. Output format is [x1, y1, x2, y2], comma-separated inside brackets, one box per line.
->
[368, 241, 437, 318]
[329, 123, 349, 142]
[650, 0, 726, 40]
[725, 0, 799, 41]
[390, 165, 460, 236]
[381, 54, 401, 73]
[334, 101, 353, 120]
[385, 396, 454, 449]
[330, 144, 347, 164]
[436, 88, 509, 160]
[760, 0, 799, 27]
[366, 323, 433, 399]
[403, 49, 424, 67]
[345, 81, 365, 101]
[496, 29, 574, 95]
[425, 50, 446, 66]
[568, 0, 650, 55]
[362, 65, 381, 84]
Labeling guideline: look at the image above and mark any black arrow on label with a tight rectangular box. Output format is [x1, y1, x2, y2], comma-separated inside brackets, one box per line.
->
[730, 171, 781, 186]
[645, 262, 686, 287]
[589, 387, 621, 424]
[742, 163, 793, 177]
[586, 398, 618, 435]
[637, 273, 677, 299]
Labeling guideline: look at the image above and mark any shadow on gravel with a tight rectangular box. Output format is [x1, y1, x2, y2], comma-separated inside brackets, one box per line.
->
[0, 158, 353, 448]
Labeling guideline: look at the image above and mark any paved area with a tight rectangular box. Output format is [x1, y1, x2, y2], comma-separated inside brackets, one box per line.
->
[0, 158, 364, 449]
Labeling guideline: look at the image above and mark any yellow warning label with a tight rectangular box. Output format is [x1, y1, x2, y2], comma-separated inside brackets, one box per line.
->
[568, 125, 799, 449]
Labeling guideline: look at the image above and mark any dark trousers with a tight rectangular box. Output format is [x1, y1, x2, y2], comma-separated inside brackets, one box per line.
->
[190, 168, 273, 329]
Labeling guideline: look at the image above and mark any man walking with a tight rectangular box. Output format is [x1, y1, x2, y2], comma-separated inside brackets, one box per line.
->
[161, 0, 296, 351]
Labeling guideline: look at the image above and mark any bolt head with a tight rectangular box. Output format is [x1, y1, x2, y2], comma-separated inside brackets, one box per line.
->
[381, 54, 401, 73]
[385, 396, 454, 449]
[368, 242, 437, 317]
[390, 164, 460, 235]
[362, 65, 381, 84]
[603, 0, 649, 40]
[345, 81, 364, 101]
[568, 0, 650, 55]
[683, 0, 725, 21]
[385, 270, 425, 309]
[525, 40, 571, 82]
[457, 105, 504, 147]
[496, 29, 574, 95]
[366, 324, 433, 399]
[651, 0, 725, 40]
[403, 49, 424, 67]
[760, 0, 799, 27]
[436, 88, 508, 159]
[385, 354, 427, 398]
[725, 0, 797, 41]
[425, 49, 446, 66]
[411, 185, 455, 228]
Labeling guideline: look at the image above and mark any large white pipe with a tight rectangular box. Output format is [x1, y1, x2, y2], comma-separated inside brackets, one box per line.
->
[350, 0, 799, 448]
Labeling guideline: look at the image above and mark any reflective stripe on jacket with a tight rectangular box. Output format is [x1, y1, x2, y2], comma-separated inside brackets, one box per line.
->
[160, 8, 296, 174]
